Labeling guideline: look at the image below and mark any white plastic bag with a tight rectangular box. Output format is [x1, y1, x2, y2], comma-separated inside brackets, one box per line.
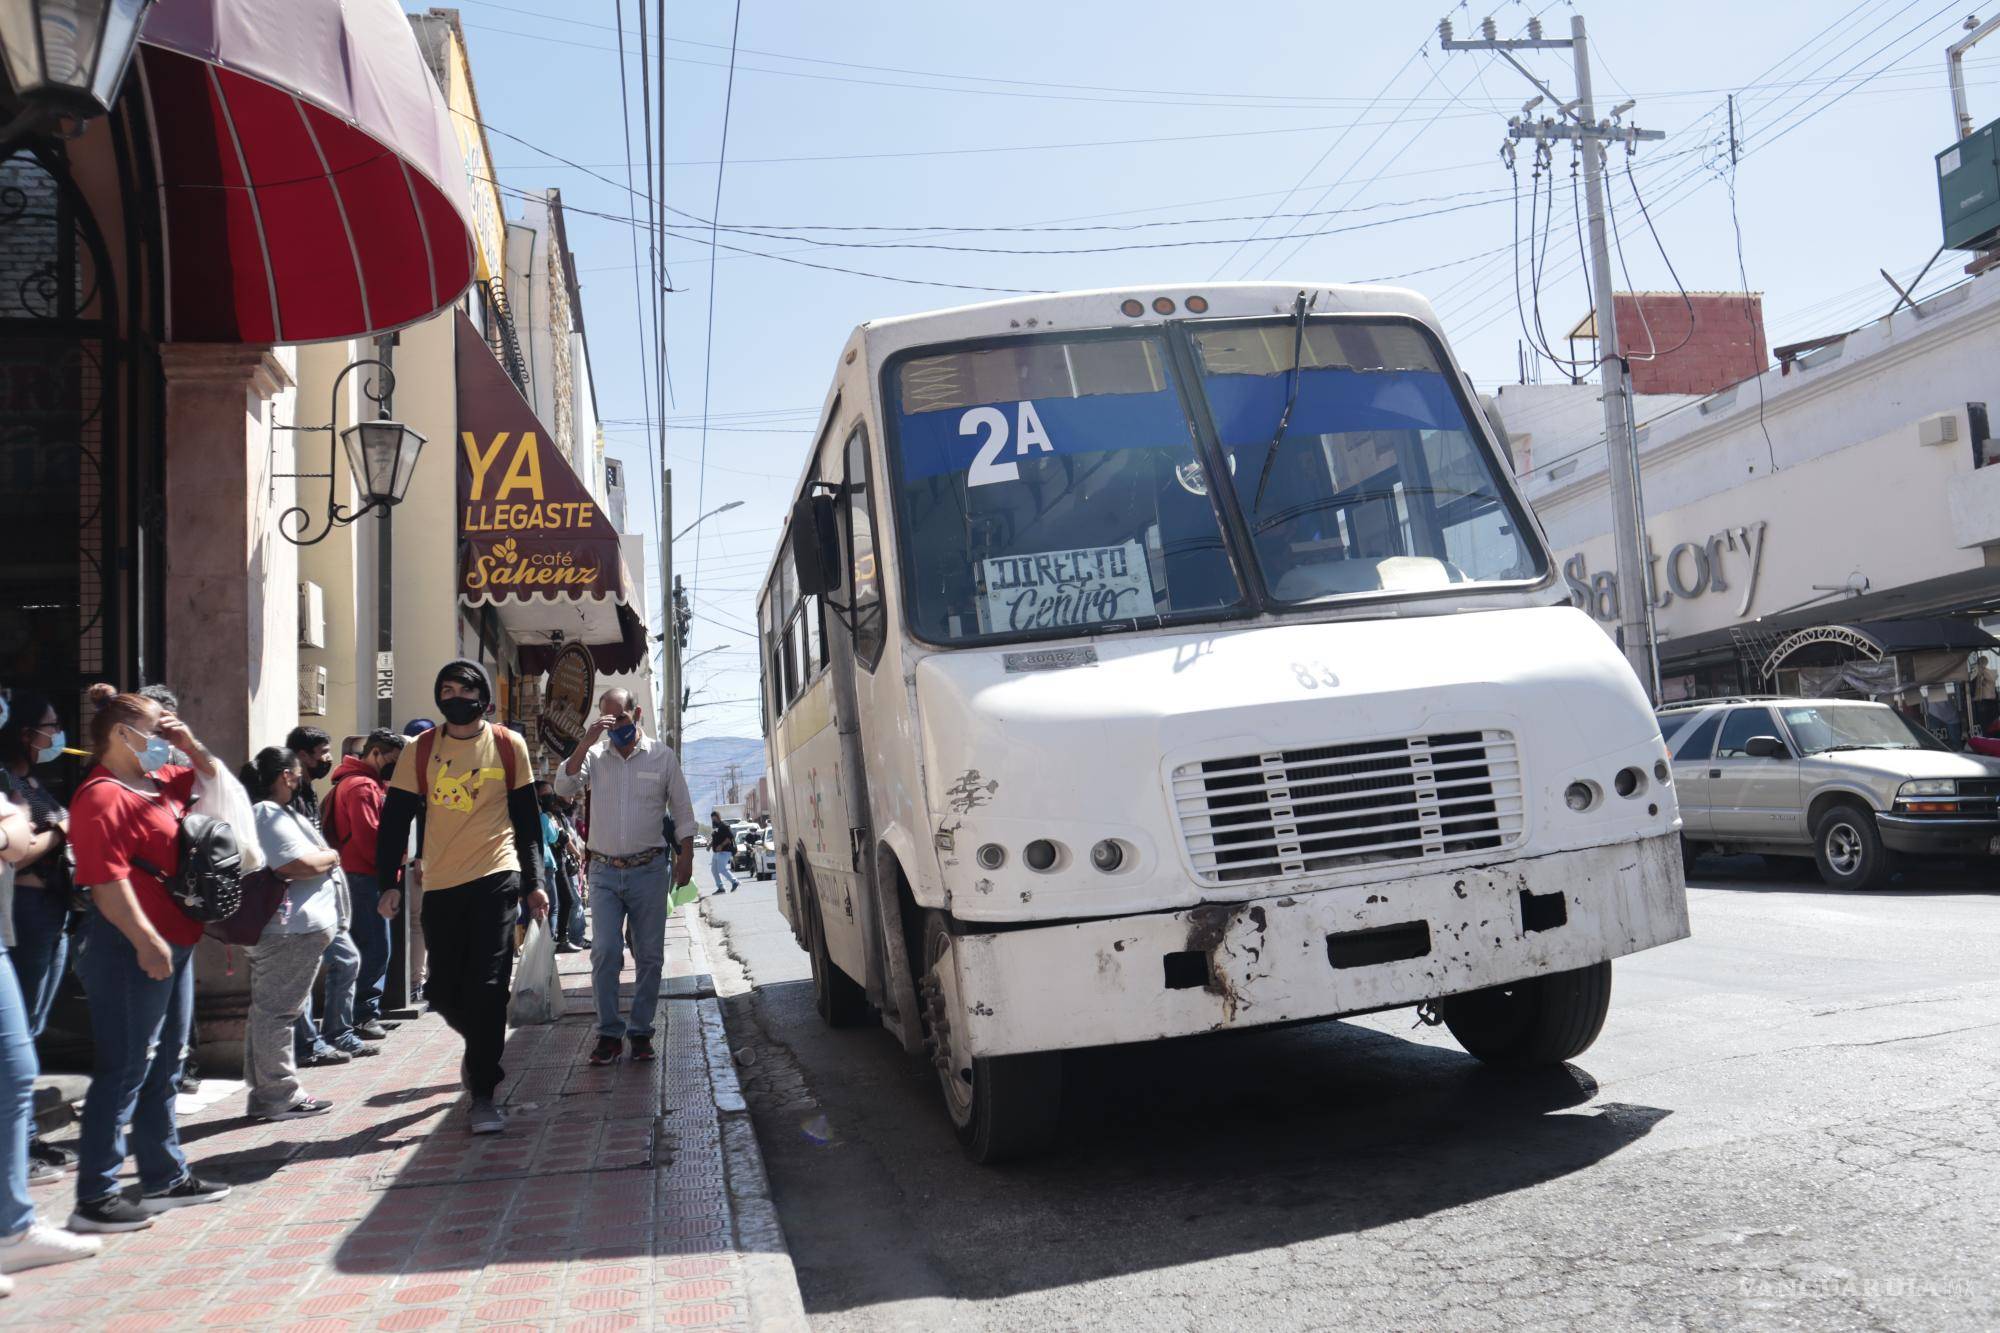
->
[193, 764, 266, 874]
[508, 918, 562, 1026]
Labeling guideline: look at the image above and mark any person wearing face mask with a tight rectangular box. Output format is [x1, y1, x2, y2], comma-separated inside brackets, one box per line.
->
[323, 731, 406, 1041]
[283, 726, 333, 821]
[554, 689, 695, 1067]
[64, 684, 232, 1232]
[374, 662, 547, 1134]
[240, 749, 338, 1123]
[0, 694, 80, 1182]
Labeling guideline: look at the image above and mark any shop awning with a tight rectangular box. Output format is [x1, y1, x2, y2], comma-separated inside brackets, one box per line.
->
[455, 313, 646, 673]
[134, 0, 476, 343]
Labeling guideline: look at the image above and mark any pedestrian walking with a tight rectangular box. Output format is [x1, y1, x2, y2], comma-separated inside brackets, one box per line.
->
[554, 690, 694, 1067]
[64, 685, 231, 1233]
[324, 730, 404, 1039]
[374, 663, 547, 1134]
[240, 749, 337, 1122]
[550, 793, 588, 951]
[709, 812, 740, 894]
[0, 694, 80, 1180]
[0, 776, 102, 1291]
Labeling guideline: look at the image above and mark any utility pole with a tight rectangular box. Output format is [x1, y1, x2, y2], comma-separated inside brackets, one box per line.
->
[1443, 13, 1665, 700]
[660, 466, 675, 744]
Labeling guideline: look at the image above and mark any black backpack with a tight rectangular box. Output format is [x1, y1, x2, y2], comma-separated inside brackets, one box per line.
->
[87, 778, 245, 924]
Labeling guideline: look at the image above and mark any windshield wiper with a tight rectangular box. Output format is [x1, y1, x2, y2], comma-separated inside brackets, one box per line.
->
[1248, 290, 1316, 511]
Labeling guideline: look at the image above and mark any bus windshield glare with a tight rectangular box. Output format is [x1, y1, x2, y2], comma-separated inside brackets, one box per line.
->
[887, 319, 1542, 646]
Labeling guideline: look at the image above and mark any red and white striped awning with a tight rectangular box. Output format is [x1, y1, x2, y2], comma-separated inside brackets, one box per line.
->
[134, 0, 475, 344]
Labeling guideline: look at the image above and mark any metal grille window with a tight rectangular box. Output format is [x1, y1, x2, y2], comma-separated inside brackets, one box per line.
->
[1172, 731, 1524, 885]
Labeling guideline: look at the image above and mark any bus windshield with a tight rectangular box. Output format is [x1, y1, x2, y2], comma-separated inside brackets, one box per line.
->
[889, 334, 1244, 643]
[1187, 318, 1543, 604]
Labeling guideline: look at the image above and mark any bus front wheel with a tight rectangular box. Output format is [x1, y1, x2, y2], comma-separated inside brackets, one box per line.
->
[920, 912, 1062, 1163]
[1438, 960, 1613, 1067]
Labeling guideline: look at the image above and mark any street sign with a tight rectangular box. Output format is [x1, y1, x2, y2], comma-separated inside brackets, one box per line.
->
[375, 651, 394, 701]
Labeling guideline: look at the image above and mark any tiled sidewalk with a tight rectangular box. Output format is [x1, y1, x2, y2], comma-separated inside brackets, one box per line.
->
[8, 908, 806, 1332]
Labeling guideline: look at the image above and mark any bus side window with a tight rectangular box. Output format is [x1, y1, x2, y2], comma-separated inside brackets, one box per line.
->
[845, 426, 885, 670]
[778, 533, 800, 702]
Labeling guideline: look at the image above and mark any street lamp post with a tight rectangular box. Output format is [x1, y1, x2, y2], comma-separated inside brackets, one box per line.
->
[663, 498, 745, 749]
[0, 0, 157, 154]
[673, 499, 744, 543]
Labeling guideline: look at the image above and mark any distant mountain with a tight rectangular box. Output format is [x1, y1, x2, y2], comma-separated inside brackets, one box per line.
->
[679, 735, 768, 812]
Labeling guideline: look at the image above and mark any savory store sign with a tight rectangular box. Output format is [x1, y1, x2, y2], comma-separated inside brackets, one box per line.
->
[455, 313, 621, 602]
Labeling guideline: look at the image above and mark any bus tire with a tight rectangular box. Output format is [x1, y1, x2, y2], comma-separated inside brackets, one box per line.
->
[920, 911, 1061, 1164]
[806, 883, 870, 1028]
[1439, 960, 1613, 1068]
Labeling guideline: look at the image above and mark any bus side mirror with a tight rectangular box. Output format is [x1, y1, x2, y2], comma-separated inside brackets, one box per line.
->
[791, 491, 842, 598]
[1744, 735, 1789, 759]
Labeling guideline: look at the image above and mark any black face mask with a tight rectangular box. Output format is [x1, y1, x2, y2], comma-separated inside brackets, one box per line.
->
[309, 758, 333, 780]
[438, 696, 485, 726]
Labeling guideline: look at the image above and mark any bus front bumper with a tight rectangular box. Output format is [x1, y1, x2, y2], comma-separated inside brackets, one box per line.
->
[951, 833, 1688, 1058]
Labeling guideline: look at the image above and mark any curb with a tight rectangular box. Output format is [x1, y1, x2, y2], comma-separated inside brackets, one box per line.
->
[683, 912, 811, 1333]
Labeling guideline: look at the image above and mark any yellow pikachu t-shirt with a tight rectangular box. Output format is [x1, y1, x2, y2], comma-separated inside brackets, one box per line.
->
[389, 724, 534, 891]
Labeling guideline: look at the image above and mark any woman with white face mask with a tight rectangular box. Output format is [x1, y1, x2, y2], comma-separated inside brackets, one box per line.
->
[0, 693, 79, 1182]
[62, 685, 232, 1234]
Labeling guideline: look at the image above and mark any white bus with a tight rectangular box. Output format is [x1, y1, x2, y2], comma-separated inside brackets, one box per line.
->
[756, 283, 1688, 1161]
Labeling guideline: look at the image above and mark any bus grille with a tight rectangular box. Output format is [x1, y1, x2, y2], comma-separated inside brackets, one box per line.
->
[1172, 731, 1525, 885]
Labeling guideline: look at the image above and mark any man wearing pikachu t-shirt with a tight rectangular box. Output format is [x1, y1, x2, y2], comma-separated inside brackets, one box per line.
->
[375, 660, 548, 1134]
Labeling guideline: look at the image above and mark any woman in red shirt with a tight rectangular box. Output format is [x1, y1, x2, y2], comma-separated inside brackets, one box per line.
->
[63, 686, 232, 1234]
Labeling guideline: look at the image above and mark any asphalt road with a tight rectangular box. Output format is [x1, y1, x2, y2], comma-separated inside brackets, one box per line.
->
[699, 856, 2000, 1331]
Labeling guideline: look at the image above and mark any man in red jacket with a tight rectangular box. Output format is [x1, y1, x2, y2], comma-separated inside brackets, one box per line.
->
[324, 729, 406, 1039]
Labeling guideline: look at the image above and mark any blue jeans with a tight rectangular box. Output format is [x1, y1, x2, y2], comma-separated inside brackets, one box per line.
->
[711, 850, 739, 891]
[347, 874, 391, 1026]
[294, 930, 360, 1056]
[75, 912, 194, 1205]
[1, 947, 37, 1236]
[589, 859, 668, 1039]
[10, 880, 69, 1038]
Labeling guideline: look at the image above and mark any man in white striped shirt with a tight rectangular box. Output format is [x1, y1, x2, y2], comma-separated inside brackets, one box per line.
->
[554, 689, 695, 1067]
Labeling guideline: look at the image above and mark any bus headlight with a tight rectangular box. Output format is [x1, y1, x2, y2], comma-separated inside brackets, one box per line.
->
[1023, 839, 1060, 872]
[975, 844, 1006, 870]
[1089, 839, 1125, 873]
[1565, 780, 1599, 812]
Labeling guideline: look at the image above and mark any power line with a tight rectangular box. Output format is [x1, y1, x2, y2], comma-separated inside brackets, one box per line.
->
[693, 0, 747, 636]
[611, 0, 662, 663]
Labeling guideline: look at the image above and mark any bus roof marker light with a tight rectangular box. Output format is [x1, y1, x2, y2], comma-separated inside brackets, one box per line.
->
[1120, 299, 1144, 318]
[1184, 295, 1209, 314]
[1152, 297, 1176, 315]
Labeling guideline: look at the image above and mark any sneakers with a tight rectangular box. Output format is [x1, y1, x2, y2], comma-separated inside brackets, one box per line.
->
[140, 1175, 231, 1214]
[352, 1021, 390, 1041]
[0, 1221, 103, 1273]
[588, 1036, 623, 1066]
[554, 941, 583, 955]
[67, 1197, 154, 1234]
[256, 1096, 334, 1122]
[330, 1034, 380, 1058]
[628, 1034, 656, 1063]
[468, 1098, 506, 1135]
[28, 1159, 62, 1186]
[299, 1044, 351, 1068]
[29, 1139, 77, 1172]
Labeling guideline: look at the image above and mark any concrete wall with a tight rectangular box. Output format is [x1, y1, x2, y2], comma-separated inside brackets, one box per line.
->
[388, 309, 464, 727]
[292, 339, 379, 743]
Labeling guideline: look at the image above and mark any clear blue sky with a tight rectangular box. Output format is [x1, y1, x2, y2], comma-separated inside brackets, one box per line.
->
[417, 0, 1992, 743]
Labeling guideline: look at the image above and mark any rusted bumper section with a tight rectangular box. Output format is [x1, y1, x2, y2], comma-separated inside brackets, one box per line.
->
[952, 833, 1688, 1058]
